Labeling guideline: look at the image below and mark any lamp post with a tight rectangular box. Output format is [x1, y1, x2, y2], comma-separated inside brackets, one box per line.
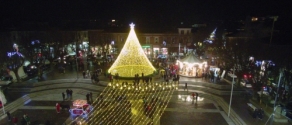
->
[178, 43, 181, 60]
[269, 16, 278, 47]
[228, 66, 235, 117]
[75, 42, 79, 79]
[269, 69, 283, 125]
[265, 105, 281, 125]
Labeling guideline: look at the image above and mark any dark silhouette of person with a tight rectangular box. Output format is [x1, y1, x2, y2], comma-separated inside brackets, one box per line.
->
[6, 111, 11, 121]
[90, 92, 93, 102]
[86, 93, 90, 103]
[62, 92, 65, 101]
[184, 83, 188, 91]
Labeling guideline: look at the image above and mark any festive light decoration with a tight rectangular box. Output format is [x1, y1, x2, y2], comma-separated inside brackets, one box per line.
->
[177, 52, 207, 77]
[108, 23, 156, 77]
[71, 81, 178, 125]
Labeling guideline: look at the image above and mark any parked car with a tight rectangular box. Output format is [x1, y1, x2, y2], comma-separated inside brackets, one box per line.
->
[24, 65, 38, 76]
[0, 75, 13, 86]
[240, 79, 252, 88]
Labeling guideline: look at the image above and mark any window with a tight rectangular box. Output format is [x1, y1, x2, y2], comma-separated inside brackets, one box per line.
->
[155, 37, 159, 43]
[146, 37, 150, 44]
[180, 30, 184, 34]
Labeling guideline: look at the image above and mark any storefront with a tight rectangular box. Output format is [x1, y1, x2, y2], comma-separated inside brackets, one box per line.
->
[142, 45, 152, 59]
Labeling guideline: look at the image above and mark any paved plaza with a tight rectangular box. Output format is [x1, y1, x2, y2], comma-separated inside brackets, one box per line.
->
[0, 69, 290, 125]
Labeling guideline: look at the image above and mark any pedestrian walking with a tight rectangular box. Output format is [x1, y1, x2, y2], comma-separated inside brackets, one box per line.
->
[62, 92, 65, 101]
[12, 116, 18, 125]
[192, 92, 195, 101]
[56, 103, 61, 113]
[184, 83, 188, 91]
[6, 111, 11, 121]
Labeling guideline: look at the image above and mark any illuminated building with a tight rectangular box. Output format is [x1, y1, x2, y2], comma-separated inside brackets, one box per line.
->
[108, 23, 156, 77]
[177, 52, 207, 77]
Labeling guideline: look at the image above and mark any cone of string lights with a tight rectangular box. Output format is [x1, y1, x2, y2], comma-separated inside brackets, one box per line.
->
[108, 23, 156, 78]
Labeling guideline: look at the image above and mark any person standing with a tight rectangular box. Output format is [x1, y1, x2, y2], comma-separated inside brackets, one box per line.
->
[62, 92, 65, 101]
[87, 70, 90, 78]
[83, 71, 86, 78]
[22, 114, 27, 125]
[70, 89, 73, 99]
[89, 92, 93, 102]
[192, 93, 195, 101]
[184, 83, 188, 91]
[12, 116, 18, 125]
[66, 89, 70, 100]
[56, 103, 61, 113]
[86, 93, 90, 103]
[24, 114, 30, 125]
[6, 111, 11, 121]
[195, 92, 198, 102]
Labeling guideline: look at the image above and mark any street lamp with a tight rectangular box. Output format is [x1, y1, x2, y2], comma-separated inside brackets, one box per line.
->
[228, 66, 235, 117]
[75, 42, 79, 79]
[265, 105, 282, 125]
[268, 69, 283, 125]
[178, 43, 181, 60]
[269, 16, 278, 47]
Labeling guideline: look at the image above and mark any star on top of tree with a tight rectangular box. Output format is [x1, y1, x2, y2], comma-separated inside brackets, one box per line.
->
[129, 23, 135, 29]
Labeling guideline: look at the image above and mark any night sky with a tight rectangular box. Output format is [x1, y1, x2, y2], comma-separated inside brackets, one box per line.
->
[0, 0, 290, 22]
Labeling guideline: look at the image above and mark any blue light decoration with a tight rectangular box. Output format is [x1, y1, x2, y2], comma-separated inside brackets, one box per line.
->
[255, 60, 275, 67]
[31, 40, 40, 45]
[203, 28, 217, 44]
[255, 61, 262, 67]
[7, 52, 24, 57]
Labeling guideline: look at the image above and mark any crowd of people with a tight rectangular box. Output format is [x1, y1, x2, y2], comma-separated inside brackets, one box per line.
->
[5, 111, 35, 125]
[82, 69, 102, 84]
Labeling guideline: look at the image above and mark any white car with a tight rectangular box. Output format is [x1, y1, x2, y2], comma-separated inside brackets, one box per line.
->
[0, 76, 13, 86]
[240, 79, 252, 88]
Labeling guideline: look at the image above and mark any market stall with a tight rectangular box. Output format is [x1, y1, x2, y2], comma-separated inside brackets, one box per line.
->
[177, 52, 207, 77]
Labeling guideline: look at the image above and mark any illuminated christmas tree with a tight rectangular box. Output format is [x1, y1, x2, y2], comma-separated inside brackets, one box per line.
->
[108, 23, 156, 77]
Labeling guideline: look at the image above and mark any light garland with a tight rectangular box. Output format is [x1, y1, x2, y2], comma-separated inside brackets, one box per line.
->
[72, 81, 178, 125]
[108, 23, 156, 77]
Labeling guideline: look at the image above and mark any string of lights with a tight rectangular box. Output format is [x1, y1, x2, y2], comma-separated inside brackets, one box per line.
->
[108, 23, 156, 77]
[71, 81, 178, 125]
